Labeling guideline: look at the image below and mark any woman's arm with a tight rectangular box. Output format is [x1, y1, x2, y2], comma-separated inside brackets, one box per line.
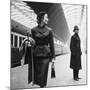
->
[49, 31, 55, 59]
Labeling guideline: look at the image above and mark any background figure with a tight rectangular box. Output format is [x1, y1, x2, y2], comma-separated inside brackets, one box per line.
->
[31, 12, 55, 88]
[19, 31, 35, 70]
[70, 25, 82, 81]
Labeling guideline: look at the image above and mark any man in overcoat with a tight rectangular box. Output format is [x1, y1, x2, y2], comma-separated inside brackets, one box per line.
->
[70, 25, 82, 81]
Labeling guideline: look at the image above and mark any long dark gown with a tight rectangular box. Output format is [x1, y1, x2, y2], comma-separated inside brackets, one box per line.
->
[28, 25, 55, 87]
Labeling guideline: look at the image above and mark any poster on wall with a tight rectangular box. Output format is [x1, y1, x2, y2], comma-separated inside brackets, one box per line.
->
[11, 0, 87, 89]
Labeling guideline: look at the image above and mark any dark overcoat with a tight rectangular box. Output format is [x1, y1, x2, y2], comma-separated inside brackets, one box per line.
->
[28, 26, 55, 87]
[70, 33, 82, 70]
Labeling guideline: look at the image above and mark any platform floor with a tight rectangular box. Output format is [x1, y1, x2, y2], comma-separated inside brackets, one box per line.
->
[11, 53, 87, 89]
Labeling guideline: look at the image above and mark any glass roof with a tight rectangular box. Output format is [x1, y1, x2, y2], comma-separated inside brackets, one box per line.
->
[11, 0, 37, 29]
[61, 4, 87, 50]
[61, 4, 86, 34]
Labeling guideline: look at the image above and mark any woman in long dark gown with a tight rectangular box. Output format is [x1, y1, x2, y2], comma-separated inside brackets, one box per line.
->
[30, 12, 55, 88]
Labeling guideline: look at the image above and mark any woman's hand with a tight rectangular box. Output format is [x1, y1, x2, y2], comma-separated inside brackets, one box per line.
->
[52, 58, 55, 64]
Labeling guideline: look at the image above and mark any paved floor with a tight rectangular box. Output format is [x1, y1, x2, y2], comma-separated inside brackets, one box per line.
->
[11, 53, 87, 89]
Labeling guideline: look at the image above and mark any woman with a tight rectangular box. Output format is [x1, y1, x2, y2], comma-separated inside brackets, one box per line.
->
[70, 25, 82, 81]
[31, 12, 55, 88]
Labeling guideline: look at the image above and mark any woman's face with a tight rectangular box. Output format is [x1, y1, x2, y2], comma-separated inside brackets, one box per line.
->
[42, 14, 49, 24]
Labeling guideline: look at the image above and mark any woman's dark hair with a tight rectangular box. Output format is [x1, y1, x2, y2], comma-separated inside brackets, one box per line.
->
[37, 11, 47, 24]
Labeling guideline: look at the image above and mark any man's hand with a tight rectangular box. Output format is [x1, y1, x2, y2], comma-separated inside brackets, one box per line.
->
[21, 57, 24, 68]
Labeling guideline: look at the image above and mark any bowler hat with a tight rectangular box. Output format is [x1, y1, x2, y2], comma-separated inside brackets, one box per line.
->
[73, 25, 79, 32]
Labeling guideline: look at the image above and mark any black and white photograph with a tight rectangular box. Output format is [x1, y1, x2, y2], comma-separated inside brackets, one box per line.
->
[10, 0, 87, 89]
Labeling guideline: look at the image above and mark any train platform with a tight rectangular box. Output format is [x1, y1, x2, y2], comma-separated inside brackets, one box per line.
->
[11, 53, 87, 89]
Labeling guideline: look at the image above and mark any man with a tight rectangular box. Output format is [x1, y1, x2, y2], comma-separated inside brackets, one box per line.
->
[19, 31, 35, 65]
[70, 25, 82, 81]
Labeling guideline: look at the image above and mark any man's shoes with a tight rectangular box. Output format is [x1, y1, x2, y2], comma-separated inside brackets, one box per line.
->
[74, 77, 81, 81]
[74, 78, 79, 81]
